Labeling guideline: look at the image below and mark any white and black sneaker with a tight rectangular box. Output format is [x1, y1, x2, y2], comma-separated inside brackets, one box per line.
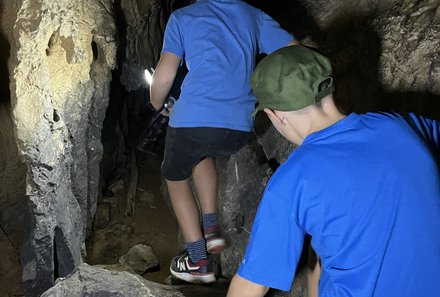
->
[170, 253, 216, 284]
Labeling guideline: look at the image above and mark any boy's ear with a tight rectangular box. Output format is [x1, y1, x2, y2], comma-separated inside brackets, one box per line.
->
[263, 107, 276, 119]
[264, 108, 283, 126]
[264, 108, 287, 126]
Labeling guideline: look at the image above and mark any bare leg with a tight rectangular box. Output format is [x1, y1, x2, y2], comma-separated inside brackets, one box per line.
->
[193, 158, 217, 215]
[166, 179, 203, 242]
[306, 246, 320, 297]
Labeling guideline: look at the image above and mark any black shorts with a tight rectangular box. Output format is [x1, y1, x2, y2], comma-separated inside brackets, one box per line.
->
[162, 127, 251, 181]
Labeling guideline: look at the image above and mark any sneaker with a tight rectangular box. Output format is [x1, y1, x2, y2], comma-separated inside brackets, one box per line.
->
[204, 226, 227, 254]
[170, 253, 216, 284]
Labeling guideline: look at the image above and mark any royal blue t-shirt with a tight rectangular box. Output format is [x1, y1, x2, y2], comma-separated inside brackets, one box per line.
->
[238, 112, 440, 296]
[162, 0, 293, 131]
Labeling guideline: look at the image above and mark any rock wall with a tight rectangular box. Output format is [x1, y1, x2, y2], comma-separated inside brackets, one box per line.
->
[6, 0, 117, 296]
[0, 2, 27, 296]
[374, 0, 440, 116]
[119, 0, 177, 91]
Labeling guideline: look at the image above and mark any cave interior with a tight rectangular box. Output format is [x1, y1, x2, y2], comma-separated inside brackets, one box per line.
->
[0, 0, 439, 296]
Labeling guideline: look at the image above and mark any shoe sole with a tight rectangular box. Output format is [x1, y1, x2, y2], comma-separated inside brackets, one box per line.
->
[207, 238, 226, 254]
[170, 268, 216, 284]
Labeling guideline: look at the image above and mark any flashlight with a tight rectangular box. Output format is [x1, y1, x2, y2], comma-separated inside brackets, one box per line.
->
[144, 68, 154, 85]
[164, 96, 176, 111]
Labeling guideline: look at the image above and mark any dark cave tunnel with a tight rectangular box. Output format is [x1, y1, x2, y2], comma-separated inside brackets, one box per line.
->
[1, 0, 440, 296]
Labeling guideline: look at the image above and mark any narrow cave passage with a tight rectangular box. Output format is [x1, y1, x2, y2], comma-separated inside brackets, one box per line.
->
[86, 150, 179, 283]
[86, 71, 233, 296]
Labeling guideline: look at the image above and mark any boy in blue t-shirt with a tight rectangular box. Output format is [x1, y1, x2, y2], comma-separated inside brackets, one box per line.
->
[150, 0, 296, 284]
[227, 46, 440, 296]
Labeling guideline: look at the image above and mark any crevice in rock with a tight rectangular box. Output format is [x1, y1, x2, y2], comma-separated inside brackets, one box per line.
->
[91, 40, 99, 61]
[53, 109, 60, 122]
[53, 227, 76, 279]
[46, 29, 61, 57]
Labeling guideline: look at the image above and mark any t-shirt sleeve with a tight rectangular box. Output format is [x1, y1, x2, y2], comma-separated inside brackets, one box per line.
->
[237, 188, 305, 291]
[406, 113, 440, 148]
[162, 14, 184, 59]
[258, 12, 294, 54]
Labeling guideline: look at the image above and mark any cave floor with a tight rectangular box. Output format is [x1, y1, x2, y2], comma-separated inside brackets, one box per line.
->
[86, 152, 229, 296]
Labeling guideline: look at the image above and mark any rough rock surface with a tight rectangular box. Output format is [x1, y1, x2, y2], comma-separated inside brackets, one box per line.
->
[7, 0, 117, 296]
[216, 141, 308, 297]
[41, 263, 184, 297]
[119, 0, 175, 90]
[379, 2, 440, 93]
[216, 145, 271, 278]
[119, 244, 160, 274]
[298, 0, 398, 29]
[297, 0, 440, 115]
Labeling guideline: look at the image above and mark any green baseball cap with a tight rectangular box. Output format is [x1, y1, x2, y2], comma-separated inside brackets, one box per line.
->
[251, 45, 335, 116]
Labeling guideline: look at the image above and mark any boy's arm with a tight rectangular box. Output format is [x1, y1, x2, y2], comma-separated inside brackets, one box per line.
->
[150, 52, 181, 111]
[406, 113, 440, 148]
[227, 274, 269, 297]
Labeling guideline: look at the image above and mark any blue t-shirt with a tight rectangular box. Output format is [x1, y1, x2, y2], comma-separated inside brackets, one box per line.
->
[238, 112, 440, 296]
[162, 0, 293, 131]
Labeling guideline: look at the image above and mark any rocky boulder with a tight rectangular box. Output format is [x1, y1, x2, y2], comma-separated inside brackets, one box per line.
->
[41, 263, 184, 297]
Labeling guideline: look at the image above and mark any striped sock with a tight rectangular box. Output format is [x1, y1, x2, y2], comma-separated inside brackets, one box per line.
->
[202, 212, 219, 230]
[186, 238, 207, 264]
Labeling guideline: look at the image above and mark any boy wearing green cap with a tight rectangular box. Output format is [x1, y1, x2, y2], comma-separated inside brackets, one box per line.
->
[227, 45, 440, 296]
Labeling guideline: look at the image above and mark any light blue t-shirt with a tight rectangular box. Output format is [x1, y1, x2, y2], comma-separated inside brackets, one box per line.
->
[162, 0, 293, 131]
[238, 112, 440, 296]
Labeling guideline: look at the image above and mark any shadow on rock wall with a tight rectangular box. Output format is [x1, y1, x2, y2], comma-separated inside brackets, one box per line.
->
[318, 16, 440, 120]
[0, 0, 27, 248]
[253, 0, 440, 133]
[0, 1, 10, 103]
[0, 1, 27, 295]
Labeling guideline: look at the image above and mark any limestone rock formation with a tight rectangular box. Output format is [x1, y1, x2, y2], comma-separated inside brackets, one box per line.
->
[5, 0, 117, 296]
[41, 263, 184, 297]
